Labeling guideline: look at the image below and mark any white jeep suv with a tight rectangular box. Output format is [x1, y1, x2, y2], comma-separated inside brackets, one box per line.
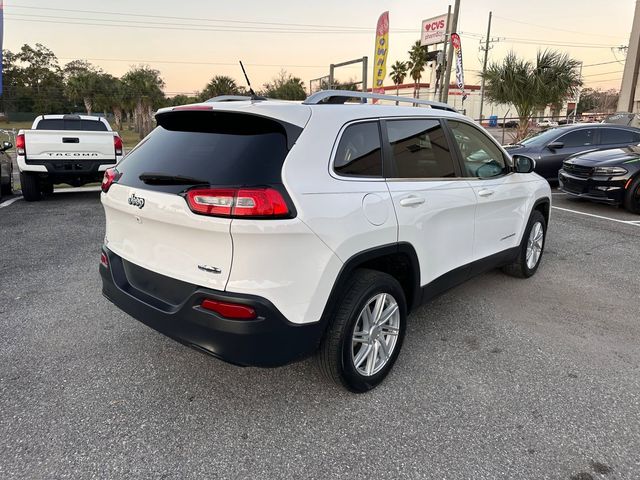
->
[99, 91, 551, 392]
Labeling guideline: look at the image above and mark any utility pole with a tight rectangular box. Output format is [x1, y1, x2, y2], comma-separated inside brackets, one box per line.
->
[441, 0, 460, 104]
[572, 61, 583, 123]
[618, 0, 640, 112]
[478, 11, 492, 123]
[437, 5, 452, 102]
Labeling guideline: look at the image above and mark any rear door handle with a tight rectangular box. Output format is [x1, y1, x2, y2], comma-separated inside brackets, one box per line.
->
[478, 189, 494, 197]
[399, 196, 426, 207]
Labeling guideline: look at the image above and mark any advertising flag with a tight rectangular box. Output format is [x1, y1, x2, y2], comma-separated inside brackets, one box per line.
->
[451, 33, 467, 102]
[0, 0, 4, 96]
[372, 11, 389, 103]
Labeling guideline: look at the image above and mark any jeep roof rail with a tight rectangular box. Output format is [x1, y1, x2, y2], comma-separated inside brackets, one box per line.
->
[303, 90, 457, 112]
[205, 95, 268, 102]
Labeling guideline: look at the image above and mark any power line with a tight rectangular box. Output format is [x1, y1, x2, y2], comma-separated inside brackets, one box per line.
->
[585, 77, 623, 84]
[583, 60, 624, 68]
[582, 70, 624, 78]
[493, 15, 627, 40]
[56, 57, 340, 69]
[6, 5, 420, 33]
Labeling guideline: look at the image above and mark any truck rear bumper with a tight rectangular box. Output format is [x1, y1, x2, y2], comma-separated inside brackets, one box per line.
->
[99, 247, 325, 367]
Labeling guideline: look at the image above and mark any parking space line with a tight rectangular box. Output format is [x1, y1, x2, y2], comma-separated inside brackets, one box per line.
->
[0, 196, 23, 209]
[551, 205, 640, 227]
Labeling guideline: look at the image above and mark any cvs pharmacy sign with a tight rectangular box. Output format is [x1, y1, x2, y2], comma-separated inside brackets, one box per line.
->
[421, 14, 448, 46]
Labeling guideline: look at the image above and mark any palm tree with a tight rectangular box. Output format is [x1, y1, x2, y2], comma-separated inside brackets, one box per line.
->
[407, 41, 427, 99]
[198, 75, 239, 101]
[481, 50, 582, 141]
[95, 74, 125, 131]
[122, 66, 165, 139]
[65, 70, 101, 115]
[390, 61, 408, 104]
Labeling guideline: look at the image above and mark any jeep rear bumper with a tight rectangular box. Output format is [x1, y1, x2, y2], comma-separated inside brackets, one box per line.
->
[99, 247, 324, 367]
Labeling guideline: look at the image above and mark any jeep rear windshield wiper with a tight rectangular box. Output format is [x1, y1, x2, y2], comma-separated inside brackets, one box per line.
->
[139, 172, 210, 185]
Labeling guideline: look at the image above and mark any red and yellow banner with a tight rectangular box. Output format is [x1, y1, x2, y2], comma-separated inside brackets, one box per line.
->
[372, 11, 389, 103]
[451, 33, 468, 102]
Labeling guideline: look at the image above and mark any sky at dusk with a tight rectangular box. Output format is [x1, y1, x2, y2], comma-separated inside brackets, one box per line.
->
[3, 0, 634, 96]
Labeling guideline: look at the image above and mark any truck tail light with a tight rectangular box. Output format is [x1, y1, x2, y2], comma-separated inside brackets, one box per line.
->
[200, 299, 256, 320]
[185, 187, 289, 218]
[101, 168, 121, 193]
[16, 134, 25, 155]
[114, 135, 123, 156]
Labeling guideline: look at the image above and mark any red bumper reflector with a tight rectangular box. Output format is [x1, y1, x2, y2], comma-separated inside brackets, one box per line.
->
[100, 252, 109, 269]
[200, 299, 256, 320]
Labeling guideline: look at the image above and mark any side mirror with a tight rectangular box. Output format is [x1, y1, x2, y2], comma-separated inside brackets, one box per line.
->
[512, 154, 536, 174]
[0, 141, 12, 152]
[547, 141, 564, 151]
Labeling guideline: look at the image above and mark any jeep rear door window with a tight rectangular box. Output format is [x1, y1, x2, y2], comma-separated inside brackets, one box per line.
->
[36, 119, 108, 131]
[600, 128, 640, 145]
[115, 111, 292, 194]
[386, 119, 456, 178]
[334, 122, 383, 177]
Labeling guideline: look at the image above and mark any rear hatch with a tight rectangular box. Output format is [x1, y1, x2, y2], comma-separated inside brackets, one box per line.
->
[24, 130, 117, 161]
[101, 107, 304, 291]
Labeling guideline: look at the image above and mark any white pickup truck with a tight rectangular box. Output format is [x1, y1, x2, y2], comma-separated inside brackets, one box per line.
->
[16, 114, 124, 201]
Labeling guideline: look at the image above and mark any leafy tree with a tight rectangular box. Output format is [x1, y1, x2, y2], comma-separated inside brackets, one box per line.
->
[481, 50, 582, 140]
[198, 75, 239, 101]
[15, 43, 67, 114]
[262, 71, 306, 100]
[577, 88, 619, 115]
[121, 66, 165, 139]
[407, 41, 427, 99]
[166, 94, 199, 107]
[390, 60, 408, 102]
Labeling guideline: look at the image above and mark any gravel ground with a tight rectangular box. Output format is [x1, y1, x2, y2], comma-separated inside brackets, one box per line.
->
[0, 189, 639, 480]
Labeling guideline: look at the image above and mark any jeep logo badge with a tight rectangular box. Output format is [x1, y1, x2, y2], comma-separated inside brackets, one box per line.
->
[128, 193, 145, 209]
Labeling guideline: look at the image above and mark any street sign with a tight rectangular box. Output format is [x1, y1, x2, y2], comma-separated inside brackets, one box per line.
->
[421, 14, 448, 46]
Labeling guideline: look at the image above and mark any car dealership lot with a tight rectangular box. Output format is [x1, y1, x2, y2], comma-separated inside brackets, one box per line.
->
[1, 190, 639, 479]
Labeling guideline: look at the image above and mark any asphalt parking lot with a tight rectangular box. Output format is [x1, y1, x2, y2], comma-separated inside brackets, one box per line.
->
[1, 188, 639, 479]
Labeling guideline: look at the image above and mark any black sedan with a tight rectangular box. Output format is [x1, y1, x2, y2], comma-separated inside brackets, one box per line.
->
[504, 123, 640, 181]
[558, 146, 640, 213]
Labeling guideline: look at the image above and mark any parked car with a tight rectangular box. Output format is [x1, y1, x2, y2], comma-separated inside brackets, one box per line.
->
[0, 140, 14, 201]
[536, 120, 559, 128]
[99, 90, 551, 392]
[504, 123, 640, 180]
[558, 146, 640, 213]
[602, 112, 640, 128]
[16, 114, 124, 201]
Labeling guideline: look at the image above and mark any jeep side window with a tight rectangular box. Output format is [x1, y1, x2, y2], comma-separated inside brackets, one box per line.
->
[448, 120, 507, 178]
[334, 122, 383, 177]
[386, 119, 456, 178]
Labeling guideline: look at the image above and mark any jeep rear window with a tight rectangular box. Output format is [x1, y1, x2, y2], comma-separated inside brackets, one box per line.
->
[36, 119, 108, 131]
[115, 111, 294, 194]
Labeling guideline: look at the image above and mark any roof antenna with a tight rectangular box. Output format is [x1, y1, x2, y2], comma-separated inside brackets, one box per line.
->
[239, 61, 262, 100]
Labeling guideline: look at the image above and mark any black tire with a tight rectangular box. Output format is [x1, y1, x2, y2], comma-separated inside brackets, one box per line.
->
[20, 172, 43, 202]
[623, 176, 640, 214]
[317, 269, 407, 393]
[502, 210, 546, 278]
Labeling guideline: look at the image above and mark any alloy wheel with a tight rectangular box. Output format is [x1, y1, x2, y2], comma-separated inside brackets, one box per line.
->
[526, 221, 544, 270]
[351, 293, 400, 376]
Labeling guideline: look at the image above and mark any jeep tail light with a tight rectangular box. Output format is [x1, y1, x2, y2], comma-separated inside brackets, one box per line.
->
[101, 168, 121, 193]
[100, 251, 109, 269]
[16, 133, 25, 155]
[185, 187, 289, 218]
[114, 135, 123, 156]
[200, 299, 256, 320]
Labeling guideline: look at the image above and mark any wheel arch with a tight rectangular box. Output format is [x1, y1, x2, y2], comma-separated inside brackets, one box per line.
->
[533, 197, 551, 225]
[319, 242, 421, 329]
